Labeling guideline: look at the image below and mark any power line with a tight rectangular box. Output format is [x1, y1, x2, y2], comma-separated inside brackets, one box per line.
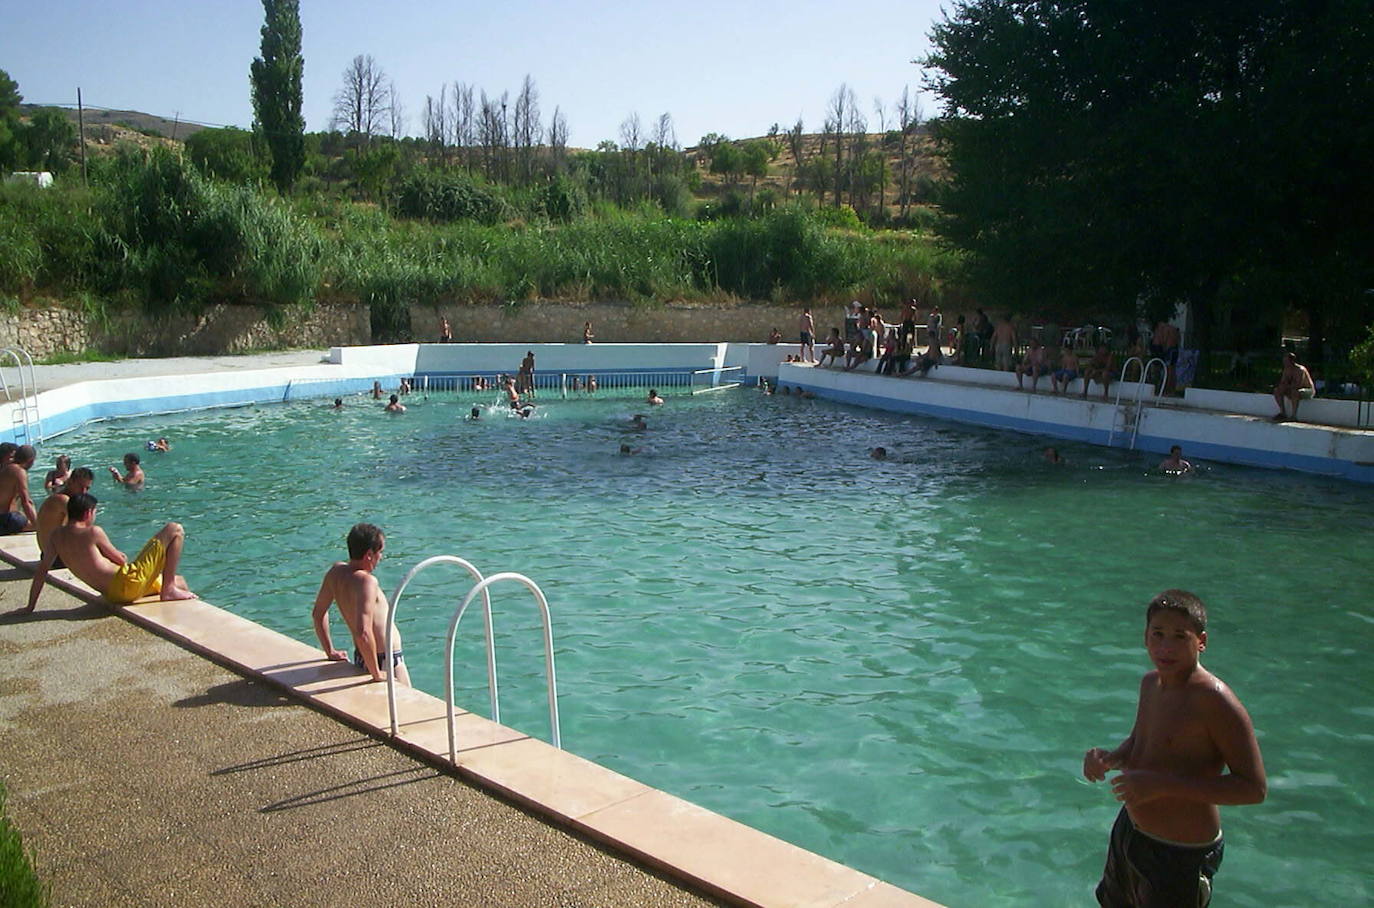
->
[23, 101, 246, 132]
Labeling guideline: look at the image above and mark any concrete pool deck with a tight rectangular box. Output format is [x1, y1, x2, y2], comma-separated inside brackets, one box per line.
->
[0, 350, 940, 906]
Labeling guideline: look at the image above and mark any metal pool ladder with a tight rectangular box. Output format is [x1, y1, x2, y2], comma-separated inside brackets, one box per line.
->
[1108, 357, 1168, 449]
[0, 346, 43, 445]
[385, 556, 561, 762]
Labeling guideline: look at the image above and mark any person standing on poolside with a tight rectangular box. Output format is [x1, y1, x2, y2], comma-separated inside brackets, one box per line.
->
[1084, 589, 1265, 907]
[517, 350, 536, 396]
[36, 467, 93, 557]
[993, 315, 1016, 371]
[19, 492, 195, 614]
[311, 523, 410, 686]
[799, 307, 816, 363]
[583, 321, 595, 344]
[0, 444, 38, 535]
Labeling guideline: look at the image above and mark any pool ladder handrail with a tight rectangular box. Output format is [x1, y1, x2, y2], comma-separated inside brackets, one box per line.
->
[0, 346, 43, 446]
[385, 558, 561, 762]
[1108, 357, 1168, 449]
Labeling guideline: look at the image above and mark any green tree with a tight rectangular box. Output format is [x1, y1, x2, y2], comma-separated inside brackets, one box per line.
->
[20, 107, 77, 173]
[926, 0, 1374, 365]
[185, 127, 264, 183]
[250, 0, 306, 193]
[0, 69, 23, 171]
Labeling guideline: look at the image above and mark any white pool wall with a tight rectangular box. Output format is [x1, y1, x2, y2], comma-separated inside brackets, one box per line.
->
[782, 361, 1374, 482]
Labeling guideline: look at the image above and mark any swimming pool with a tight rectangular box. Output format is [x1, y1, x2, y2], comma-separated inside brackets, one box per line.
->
[52, 387, 1374, 906]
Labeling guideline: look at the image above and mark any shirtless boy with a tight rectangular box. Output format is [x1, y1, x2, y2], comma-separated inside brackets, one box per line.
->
[816, 328, 846, 368]
[1159, 445, 1193, 475]
[384, 393, 406, 413]
[21, 492, 195, 613]
[109, 452, 145, 489]
[37, 467, 93, 557]
[799, 307, 816, 363]
[992, 316, 1016, 371]
[1271, 351, 1315, 422]
[1016, 339, 1049, 392]
[0, 444, 38, 534]
[1084, 589, 1265, 907]
[647, 388, 665, 406]
[1082, 345, 1117, 400]
[1051, 346, 1080, 395]
[311, 523, 410, 685]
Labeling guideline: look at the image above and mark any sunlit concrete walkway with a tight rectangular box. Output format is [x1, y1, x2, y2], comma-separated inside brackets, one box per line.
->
[17, 349, 332, 394]
[0, 569, 716, 907]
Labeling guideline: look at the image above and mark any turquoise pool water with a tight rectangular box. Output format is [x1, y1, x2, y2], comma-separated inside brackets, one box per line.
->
[52, 388, 1374, 906]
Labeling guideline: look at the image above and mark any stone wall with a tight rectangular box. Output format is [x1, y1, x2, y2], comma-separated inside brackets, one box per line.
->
[0, 303, 370, 359]
[0, 300, 834, 359]
[409, 301, 832, 345]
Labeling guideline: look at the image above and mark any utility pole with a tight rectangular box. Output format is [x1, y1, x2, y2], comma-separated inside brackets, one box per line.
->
[76, 87, 88, 185]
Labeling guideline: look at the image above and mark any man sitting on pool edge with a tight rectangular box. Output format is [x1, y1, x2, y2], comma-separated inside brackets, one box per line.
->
[19, 492, 195, 614]
[311, 522, 410, 686]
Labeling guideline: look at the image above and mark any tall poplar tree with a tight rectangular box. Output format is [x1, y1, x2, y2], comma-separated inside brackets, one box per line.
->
[250, 0, 305, 193]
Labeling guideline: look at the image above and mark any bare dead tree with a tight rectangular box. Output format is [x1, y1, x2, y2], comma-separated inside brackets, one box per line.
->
[548, 105, 569, 173]
[387, 77, 406, 139]
[895, 85, 922, 218]
[825, 84, 855, 207]
[872, 96, 888, 216]
[331, 54, 388, 145]
[477, 90, 510, 181]
[512, 74, 542, 185]
[449, 82, 475, 171]
[844, 90, 867, 210]
[786, 117, 805, 199]
[424, 85, 448, 163]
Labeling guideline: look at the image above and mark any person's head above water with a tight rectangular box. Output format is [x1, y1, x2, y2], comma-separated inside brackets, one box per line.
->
[870, 446, 887, 460]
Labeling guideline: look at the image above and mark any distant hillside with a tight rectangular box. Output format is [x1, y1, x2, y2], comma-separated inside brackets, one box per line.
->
[685, 128, 944, 220]
[21, 104, 208, 141]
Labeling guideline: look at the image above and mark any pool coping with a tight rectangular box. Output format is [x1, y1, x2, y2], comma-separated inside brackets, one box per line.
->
[0, 531, 941, 908]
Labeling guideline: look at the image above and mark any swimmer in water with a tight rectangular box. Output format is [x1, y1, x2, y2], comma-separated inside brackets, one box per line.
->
[1159, 445, 1193, 474]
[384, 394, 406, 413]
[870, 446, 888, 460]
[1044, 446, 1065, 464]
[468, 406, 481, 420]
[331, 398, 343, 410]
[647, 388, 665, 406]
[619, 443, 642, 455]
[629, 414, 647, 430]
[44, 455, 72, 493]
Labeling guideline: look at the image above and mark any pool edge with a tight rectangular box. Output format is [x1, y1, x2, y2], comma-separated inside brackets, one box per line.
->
[0, 532, 943, 908]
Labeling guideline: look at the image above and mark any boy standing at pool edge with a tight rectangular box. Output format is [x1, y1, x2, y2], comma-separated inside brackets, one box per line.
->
[312, 523, 410, 686]
[1084, 589, 1265, 907]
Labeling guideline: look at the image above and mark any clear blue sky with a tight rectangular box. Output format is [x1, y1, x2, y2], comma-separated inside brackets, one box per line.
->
[2, 0, 947, 148]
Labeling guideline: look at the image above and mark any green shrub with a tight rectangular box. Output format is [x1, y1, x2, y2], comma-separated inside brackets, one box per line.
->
[391, 170, 509, 224]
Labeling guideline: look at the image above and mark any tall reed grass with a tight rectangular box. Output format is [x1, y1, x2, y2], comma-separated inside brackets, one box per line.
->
[0, 152, 957, 337]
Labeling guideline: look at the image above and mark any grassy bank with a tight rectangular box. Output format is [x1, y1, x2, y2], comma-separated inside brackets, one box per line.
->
[0, 148, 959, 339]
[0, 781, 47, 907]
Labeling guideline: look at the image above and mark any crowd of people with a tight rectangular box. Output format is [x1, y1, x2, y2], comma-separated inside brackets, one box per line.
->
[1, 438, 194, 617]
[792, 302, 1323, 422]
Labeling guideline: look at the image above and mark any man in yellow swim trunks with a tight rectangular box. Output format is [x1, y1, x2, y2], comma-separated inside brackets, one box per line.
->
[18, 492, 195, 614]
